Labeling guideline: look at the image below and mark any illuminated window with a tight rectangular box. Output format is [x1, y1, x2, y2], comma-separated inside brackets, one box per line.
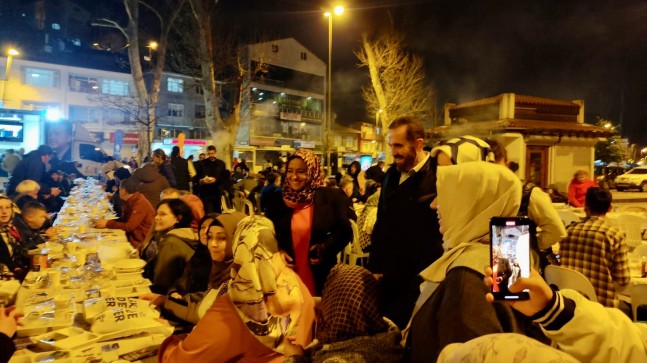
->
[102, 79, 130, 96]
[69, 75, 99, 93]
[23, 67, 59, 88]
[167, 77, 184, 93]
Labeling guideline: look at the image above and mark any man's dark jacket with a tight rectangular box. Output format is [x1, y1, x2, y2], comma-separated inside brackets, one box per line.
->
[368, 156, 444, 327]
[7, 151, 46, 196]
[170, 156, 191, 191]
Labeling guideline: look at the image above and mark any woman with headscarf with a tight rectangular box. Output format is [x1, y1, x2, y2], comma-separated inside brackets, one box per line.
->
[284, 264, 403, 363]
[158, 215, 315, 362]
[141, 212, 246, 324]
[264, 149, 352, 296]
[405, 161, 531, 362]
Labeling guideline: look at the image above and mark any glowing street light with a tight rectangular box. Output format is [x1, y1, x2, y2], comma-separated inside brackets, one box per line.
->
[2, 48, 20, 107]
[146, 41, 158, 63]
[323, 5, 344, 173]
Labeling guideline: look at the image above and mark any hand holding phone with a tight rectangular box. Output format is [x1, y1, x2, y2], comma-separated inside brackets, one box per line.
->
[490, 217, 534, 301]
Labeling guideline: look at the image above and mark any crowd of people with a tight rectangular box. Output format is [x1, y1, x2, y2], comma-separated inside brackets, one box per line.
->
[1, 116, 646, 363]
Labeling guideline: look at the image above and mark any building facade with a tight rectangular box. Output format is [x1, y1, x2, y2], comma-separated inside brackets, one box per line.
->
[430, 93, 611, 192]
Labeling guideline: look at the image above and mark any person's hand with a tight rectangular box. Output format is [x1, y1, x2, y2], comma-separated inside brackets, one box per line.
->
[373, 273, 383, 280]
[484, 267, 554, 317]
[308, 244, 324, 265]
[139, 293, 166, 307]
[169, 292, 182, 300]
[279, 250, 295, 268]
[44, 227, 58, 238]
[0, 305, 24, 338]
[50, 187, 61, 197]
[283, 336, 305, 357]
[94, 219, 108, 229]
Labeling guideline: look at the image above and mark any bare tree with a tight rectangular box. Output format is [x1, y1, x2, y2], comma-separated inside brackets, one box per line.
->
[93, 0, 185, 161]
[356, 31, 435, 137]
[186, 0, 268, 167]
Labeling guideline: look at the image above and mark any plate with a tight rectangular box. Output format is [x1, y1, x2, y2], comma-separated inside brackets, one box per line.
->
[113, 259, 146, 270]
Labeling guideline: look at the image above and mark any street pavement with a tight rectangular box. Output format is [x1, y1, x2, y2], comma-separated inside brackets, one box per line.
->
[611, 190, 647, 209]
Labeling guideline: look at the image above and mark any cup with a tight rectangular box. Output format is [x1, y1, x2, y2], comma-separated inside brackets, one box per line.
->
[54, 294, 70, 310]
[73, 252, 86, 267]
[47, 270, 61, 287]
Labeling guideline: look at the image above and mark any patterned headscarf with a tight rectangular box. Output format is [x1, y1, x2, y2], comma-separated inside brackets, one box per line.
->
[228, 215, 304, 353]
[430, 135, 495, 165]
[282, 149, 324, 207]
[317, 264, 388, 344]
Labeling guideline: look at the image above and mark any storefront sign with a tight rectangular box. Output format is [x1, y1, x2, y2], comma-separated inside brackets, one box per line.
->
[293, 140, 315, 149]
[109, 132, 139, 145]
[250, 136, 276, 147]
[163, 138, 207, 146]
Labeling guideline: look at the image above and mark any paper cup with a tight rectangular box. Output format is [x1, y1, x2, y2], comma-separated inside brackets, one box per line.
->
[54, 294, 70, 309]
[47, 270, 61, 287]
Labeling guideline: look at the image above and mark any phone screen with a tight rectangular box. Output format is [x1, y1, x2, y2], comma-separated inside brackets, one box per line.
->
[490, 217, 532, 300]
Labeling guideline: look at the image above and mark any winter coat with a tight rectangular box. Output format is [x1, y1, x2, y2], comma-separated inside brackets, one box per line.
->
[158, 162, 177, 188]
[152, 227, 199, 294]
[7, 151, 47, 196]
[106, 192, 155, 249]
[1, 153, 20, 176]
[130, 163, 170, 208]
[170, 156, 191, 191]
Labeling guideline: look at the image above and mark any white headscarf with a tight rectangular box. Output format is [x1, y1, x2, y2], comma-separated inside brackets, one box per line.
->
[420, 161, 521, 283]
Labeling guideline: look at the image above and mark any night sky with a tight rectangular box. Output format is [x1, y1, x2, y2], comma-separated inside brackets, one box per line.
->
[219, 0, 647, 142]
[9, 0, 647, 143]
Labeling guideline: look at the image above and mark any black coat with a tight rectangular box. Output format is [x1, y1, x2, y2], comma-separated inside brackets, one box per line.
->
[170, 156, 191, 191]
[264, 187, 353, 295]
[7, 151, 46, 196]
[195, 158, 228, 196]
[367, 157, 444, 327]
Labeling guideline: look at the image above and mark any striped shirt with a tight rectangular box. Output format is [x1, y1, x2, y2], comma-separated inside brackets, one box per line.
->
[560, 216, 631, 307]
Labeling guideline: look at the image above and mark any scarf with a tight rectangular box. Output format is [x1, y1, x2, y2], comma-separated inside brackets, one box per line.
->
[228, 215, 303, 353]
[282, 149, 323, 208]
[208, 212, 246, 289]
[420, 162, 521, 283]
[318, 264, 388, 344]
[430, 135, 495, 165]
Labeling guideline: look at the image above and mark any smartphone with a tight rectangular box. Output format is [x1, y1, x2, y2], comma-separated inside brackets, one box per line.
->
[489, 217, 533, 300]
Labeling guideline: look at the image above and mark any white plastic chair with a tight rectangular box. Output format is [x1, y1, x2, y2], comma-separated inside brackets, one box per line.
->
[232, 196, 254, 215]
[615, 214, 647, 250]
[221, 195, 236, 213]
[341, 219, 369, 266]
[633, 243, 647, 259]
[558, 210, 581, 227]
[544, 265, 598, 302]
[619, 205, 647, 214]
[631, 285, 647, 321]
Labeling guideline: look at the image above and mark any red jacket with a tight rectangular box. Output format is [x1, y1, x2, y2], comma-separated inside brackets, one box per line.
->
[568, 178, 597, 207]
[106, 192, 155, 249]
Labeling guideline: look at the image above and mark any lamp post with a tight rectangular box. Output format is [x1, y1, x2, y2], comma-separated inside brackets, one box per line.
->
[2, 48, 19, 108]
[323, 5, 344, 173]
[147, 41, 158, 63]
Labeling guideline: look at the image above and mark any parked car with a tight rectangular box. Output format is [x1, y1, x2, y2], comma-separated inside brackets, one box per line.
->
[595, 165, 629, 190]
[615, 167, 647, 192]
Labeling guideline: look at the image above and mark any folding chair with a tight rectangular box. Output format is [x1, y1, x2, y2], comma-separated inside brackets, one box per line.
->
[544, 265, 598, 302]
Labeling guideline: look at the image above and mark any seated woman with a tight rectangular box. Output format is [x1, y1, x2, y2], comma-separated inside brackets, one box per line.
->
[141, 212, 246, 324]
[406, 161, 531, 362]
[0, 195, 31, 280]
[142, 199, 199, 294]
[567, 170, 596, 207]
[158, 215, 315, 362]
[284, 264, 403, 363]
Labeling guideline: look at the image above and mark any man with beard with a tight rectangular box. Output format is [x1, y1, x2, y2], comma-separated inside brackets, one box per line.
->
[368, 116, 444, 329]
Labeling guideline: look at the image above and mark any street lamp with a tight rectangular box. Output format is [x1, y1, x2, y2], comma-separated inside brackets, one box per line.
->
[146, 41, 158, 63]
[2, 48, 20, 107]
[323, 5, 344, 173]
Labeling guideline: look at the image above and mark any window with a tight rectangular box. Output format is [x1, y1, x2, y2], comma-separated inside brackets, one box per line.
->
[102, 109, 129, 124]
[51, 23, 60, 30]
[167, 103, 184, 117]
[23, 67, 59, 88]
[69, 75, 99, 93]
[167, 77, 184, 93]
[69, 105, 101, 123]
[195, 104, 205, 118]
[102, 79, 130, 96]
[194, 84, 204, 95]
[300, 52, 307, 60]
[272, 44, 279, 53]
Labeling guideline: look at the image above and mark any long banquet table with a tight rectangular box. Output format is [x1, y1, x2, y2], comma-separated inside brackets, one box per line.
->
[10, 179, 172, 363]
